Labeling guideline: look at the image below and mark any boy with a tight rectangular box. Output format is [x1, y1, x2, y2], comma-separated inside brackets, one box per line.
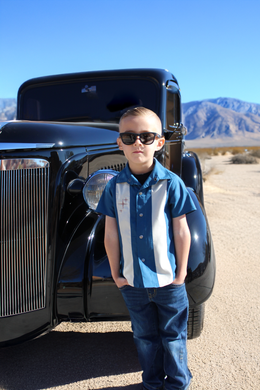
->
[96, 107, 196, 390]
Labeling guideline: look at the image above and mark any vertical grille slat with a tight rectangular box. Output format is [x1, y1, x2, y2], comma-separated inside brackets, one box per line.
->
[0, 159, 50, 317]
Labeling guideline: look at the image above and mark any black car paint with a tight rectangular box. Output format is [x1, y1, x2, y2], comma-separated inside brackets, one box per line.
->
[0, 69, 215, 346]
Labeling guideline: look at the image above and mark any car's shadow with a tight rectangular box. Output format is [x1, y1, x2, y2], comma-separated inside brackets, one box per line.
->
[0, 329, 141, 390]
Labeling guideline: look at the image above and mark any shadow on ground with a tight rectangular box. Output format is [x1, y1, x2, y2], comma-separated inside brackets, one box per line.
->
[0, 329, 141, 390]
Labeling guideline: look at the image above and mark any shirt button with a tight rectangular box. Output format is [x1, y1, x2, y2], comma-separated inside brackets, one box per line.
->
[141, 258, 145, 262]
[139, 235, 143, 239]
[138, 192, 142, 195]
[139, 213, 143, 217]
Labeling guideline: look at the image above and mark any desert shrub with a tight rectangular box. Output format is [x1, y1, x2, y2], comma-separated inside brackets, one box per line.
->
[229, 154, 258, 164]
[250, 149, 260, 158]
[231, 148, 243, 155]
[192, 149, 211, 158]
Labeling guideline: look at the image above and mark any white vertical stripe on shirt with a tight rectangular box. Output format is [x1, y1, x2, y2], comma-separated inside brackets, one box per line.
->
[152, 180, 173, 286]
[116, 182, 134, 286]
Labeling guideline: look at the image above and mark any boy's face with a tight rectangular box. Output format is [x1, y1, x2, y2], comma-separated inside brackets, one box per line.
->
[117, 114, 165, 174]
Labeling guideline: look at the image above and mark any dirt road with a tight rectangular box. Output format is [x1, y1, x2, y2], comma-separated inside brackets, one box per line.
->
[0, 155, 259, 389]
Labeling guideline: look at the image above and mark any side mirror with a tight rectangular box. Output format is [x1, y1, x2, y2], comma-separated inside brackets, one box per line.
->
[167, 122, 187, 136]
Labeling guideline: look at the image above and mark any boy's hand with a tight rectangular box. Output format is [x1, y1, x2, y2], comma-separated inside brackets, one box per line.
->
[172, 272, 187, 285]
[114, 276, 129, 289]
[172, 277, 185, 285]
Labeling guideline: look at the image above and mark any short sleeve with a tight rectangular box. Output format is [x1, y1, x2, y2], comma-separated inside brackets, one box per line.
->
[168, 176, 196, 218]
[96, 178, 116, 218]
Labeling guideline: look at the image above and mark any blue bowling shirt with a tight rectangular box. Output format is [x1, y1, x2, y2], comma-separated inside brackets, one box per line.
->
[96, 159, 196, 288]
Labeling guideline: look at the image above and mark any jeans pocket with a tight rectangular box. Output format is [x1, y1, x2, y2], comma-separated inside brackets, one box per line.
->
[119, 285, 131, 292]
[169, 282, 185, 288]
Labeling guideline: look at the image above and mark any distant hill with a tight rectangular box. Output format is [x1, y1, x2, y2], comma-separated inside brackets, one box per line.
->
[183, 98, 260, 146]
[0, 98, 16, 121]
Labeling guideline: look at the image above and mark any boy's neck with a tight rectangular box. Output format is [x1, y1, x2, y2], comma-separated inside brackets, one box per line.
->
[128, 161, 155, 175]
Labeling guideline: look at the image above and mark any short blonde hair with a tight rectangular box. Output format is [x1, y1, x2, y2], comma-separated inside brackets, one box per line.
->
[119, 107, 162, 134]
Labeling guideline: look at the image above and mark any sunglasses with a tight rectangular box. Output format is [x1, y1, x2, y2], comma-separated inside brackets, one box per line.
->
[119, 132, 162, 145]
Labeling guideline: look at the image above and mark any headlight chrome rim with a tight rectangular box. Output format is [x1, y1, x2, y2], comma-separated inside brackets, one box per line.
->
[83, 169, 118, 210]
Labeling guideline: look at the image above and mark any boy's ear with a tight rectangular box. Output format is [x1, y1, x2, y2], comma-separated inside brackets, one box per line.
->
[117, 137, 123, 150]
[155, 136, 165, 151]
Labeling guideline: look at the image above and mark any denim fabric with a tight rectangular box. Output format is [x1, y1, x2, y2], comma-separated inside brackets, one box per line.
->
[120, 283, 192, 390]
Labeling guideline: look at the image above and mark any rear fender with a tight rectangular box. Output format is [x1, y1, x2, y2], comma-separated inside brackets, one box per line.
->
[182, 151, 204, 205]
[186, 189, 216, 307]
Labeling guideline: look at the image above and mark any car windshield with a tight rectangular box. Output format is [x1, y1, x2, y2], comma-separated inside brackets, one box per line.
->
[20, 77, 159, 123]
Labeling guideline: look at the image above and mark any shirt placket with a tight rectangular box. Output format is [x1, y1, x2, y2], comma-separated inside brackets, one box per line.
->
[136, 189, 147, 264]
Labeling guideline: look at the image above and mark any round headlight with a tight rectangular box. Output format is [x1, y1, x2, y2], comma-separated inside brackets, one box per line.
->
[83, 170, 118, 210]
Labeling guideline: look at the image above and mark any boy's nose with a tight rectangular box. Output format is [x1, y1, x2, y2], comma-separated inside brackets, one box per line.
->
[134, 136, 142, 145]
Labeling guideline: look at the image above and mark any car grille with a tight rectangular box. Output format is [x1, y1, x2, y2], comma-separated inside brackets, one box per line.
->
[0, 159, 50, 317]
[101, 163, 126, 171]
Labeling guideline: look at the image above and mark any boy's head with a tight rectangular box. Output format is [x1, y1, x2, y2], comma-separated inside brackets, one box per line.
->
[119, 107, 162, 134]
[117, 107, 165, 174]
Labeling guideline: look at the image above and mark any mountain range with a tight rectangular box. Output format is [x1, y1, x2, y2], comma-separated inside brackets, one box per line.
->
[1, 97, 260, 145]
[182, 98, 260, 146]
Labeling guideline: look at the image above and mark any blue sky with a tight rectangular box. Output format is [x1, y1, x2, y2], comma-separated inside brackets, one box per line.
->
[1, 0, 259, 104]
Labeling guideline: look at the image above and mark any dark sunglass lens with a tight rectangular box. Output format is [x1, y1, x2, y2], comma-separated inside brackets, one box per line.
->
[121, 133, 135, 144]
[140, 133, 155, 144]
[120, 132, 159, 145]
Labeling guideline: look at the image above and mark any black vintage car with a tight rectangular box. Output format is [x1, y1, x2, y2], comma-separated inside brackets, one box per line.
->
[0, 69, 215, 347]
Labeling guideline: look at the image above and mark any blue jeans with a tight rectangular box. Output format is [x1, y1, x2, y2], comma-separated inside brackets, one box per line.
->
[119, 283, 192, 390]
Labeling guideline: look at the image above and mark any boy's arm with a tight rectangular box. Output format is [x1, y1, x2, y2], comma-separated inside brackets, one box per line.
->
[172, 214, 191, 285]
[104, 216, 129, 288]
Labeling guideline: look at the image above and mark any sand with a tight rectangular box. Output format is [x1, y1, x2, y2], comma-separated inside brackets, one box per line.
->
[187, 155, 260, 389]
[0, 155, 259, 390]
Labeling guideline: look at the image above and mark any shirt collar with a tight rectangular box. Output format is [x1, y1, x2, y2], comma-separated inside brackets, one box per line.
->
[117, 158, 172, 187]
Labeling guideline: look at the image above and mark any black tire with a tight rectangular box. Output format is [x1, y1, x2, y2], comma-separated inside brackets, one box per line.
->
[187, 303, 205, 339]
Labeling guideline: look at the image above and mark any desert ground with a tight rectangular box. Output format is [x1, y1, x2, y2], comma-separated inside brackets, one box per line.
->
[0, 154, 259, 389]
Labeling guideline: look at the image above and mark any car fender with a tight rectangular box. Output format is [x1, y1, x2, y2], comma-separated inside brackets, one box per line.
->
[182, 151, 204, 206]
[56, 209, 100, 321]
[186, 189, 216, 307]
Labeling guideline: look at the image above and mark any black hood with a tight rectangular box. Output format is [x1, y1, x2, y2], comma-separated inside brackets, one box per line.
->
[0, 121, 119, 149]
